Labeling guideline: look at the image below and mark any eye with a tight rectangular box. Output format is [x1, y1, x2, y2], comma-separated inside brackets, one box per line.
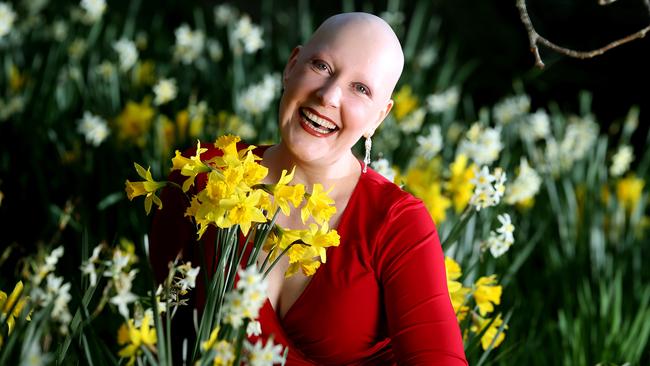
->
[354, 83, 371, 96]
[311, 60, 331, 73]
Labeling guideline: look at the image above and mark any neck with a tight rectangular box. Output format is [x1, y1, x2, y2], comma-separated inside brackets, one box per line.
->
[263, 142, 361, 190]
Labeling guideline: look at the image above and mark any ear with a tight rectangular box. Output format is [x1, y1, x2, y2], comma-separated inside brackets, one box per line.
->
[366, 99, 394, 137]
[283, 46, 302, 86]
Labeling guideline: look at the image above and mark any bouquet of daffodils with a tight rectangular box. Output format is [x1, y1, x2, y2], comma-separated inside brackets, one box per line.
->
[124, 134, 340, 365]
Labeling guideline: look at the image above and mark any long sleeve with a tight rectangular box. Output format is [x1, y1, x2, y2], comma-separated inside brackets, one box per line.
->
[149, 169, 196, 284]
[375, 195, 468, 365]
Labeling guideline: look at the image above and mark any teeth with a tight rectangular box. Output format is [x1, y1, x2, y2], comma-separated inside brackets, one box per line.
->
[304, 120, 332, 134]
[302, 109, 337, 130]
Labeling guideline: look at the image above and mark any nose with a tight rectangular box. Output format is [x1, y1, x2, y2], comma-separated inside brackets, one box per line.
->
[316, 80, 342, 108]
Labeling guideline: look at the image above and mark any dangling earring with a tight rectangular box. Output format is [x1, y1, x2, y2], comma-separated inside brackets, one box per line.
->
[363, 135, 372, 173]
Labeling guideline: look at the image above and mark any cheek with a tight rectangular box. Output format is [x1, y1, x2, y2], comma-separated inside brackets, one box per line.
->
[342, 101, 377, 132]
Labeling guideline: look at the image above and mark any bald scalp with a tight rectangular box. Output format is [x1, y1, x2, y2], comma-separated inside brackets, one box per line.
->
[303, 13, 404, 97]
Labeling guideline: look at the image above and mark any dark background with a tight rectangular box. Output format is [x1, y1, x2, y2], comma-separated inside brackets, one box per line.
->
[436, 0, 649, 138]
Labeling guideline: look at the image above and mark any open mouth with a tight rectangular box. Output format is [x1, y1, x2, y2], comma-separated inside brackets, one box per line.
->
[300, 108, 339, 135]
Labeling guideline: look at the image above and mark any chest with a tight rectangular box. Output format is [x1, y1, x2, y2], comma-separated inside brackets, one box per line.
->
[266, 233, 390, 362]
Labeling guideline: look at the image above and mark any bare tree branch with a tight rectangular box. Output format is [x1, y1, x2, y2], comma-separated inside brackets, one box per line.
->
[516, 0, 650, 68]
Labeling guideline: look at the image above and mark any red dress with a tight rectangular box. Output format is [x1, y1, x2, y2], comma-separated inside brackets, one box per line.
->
[150, 144, 468, 365]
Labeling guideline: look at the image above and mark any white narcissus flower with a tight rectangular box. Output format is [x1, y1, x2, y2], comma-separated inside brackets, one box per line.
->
[470, 166, 507, 211]
[0, 2, 17, 39]
[174, 24, 205, 65]
[243, 338, 285, 366]
[505, 158, 542, 205]
[399, 108, 426, 134]
[610, 145, 634, 177]
[481, 214, 516, 259]
[458, 123, 503, 166]
[247, 320, 262, 337]
[113, 39, 138, 71]
[153, 78, 178, 106]
[35, 246, 64, 283]
[561, 115, 599, 162]
[110, 270, 138, 319]
[238, 74, 281, 115]
[496, 214, 515, 243]
[493, 94, 530, 125]
[426, 87, 459, 113]
[521, 109, 551, 141]
[80, 0, 106, 23]
[371, 158, 397, 183]
[212, 340, 236, 365]
[40, 274, 73, 332]
[416, 125, 443, 159]
[80, 244, 103, 287]
[207, 38, 223, 61]
[223, 266, 269, 328]
[222, 290, 246, 328]
[471, 166, 496, 190]
[177, 263, 200, 293]
[214, 4, 238, 26]
[485, 234, 509, 258]
[77, 111, 110, 146]
[232, 16, 265, 54]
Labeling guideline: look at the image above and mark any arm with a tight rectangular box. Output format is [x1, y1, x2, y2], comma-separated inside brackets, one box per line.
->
[149, 169, 196, 284]
[376, 196, 468, 365]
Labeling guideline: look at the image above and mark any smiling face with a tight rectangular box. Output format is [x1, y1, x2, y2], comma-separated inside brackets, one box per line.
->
[277, 13, 404, 168]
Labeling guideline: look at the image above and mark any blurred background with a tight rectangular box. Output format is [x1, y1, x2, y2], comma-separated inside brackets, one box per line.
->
[0, 0, 648, 365]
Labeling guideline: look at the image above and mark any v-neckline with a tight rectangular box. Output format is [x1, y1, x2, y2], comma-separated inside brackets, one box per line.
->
[255, 145, 366, 323]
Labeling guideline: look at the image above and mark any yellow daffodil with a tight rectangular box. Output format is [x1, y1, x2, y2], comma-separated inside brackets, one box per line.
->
[446, 154, 476, 213]
[473, 275, 502, 316]
[125, 163, 166, 215]
[222, 165, 245, 191]
[393, 85, 419, 121]
[214, 134, 241, 158]
[9, 64, 26, 93]
[193, 201, 226, 240]
[616, 174, 645, 213]
[117, 313, 157, 366]
[471, 313, 508, 350]
[171, 141, 211, 192]
[116, 98, 155, 146]
[516, 197, 535, 211]
[1, 281, 30, 338]
[286, 244, 321, 277]
[301, 184, 337, 225]
[445, 257, 470, 321]
[264, 229, 302, 263]
[159, 115, 175, 156]
[201, 326, 221, 351]
[218, 190, 268, 236]
[299, 223, 341, 264]
[134, 60, 156, 87]
[242, 154, 268, 188]
[204, 171, 232, 203]
[420, 182, 452, 224]
[269, 167, 306, 216]
[176, 110, 190, 142]
[176, 109, 205, 141]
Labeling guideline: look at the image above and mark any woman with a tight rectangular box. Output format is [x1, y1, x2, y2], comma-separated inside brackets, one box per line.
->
[151, 12, 467, 365]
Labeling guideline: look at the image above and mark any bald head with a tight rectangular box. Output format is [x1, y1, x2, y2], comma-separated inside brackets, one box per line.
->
[302, 13, 404, 99]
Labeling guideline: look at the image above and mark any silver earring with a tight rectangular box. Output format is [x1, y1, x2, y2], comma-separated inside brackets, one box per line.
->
[363, 135, 372, 173]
